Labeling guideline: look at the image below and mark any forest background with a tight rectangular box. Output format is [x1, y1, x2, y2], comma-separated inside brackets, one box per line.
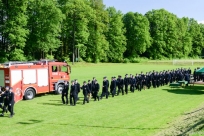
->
[0, 0, 204, 63]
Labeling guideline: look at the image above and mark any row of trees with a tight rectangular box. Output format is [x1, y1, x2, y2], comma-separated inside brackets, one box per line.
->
[0, 0, 204, 63]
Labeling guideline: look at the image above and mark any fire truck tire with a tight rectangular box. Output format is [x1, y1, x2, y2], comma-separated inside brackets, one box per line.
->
[56, 84, 63, 94]
[24, 88, 35, 100]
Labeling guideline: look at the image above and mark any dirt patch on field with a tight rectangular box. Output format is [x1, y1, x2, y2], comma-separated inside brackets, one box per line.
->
[155, 104, 204, 136]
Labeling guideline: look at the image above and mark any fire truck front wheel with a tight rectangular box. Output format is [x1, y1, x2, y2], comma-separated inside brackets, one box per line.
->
[55, 84, 63, 94]
[24, 88, 36, 100]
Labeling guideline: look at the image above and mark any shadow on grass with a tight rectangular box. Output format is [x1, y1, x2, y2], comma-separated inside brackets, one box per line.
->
[38, 102, 64, 106]
[163, 86, 204, 95]
[17, 119, 43, 125]
[181, 119, 204, 135]
[49, 123, 165, 130]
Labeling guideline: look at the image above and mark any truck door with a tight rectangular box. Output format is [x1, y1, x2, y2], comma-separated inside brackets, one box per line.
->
[49, 65, 60, 91]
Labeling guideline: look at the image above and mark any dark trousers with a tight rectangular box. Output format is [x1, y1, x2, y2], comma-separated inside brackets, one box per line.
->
[70, 94, 76, 105]
[101, 88, 108, 99]
[8, 104, 14, 115]
[93, 91, 99, 101]
[152, 80, 156, 88]
[83, 94, 89, 104]
[117, 86, 124, 95]
[111, 88, 116, 97]
[138, 83, 142, 91]
[147, 81, 151, 89]
[125, 84, 128, 94]
[62, 94, 68, 104]
[130, 84, 135, 92]
[2, 103, 8, 114]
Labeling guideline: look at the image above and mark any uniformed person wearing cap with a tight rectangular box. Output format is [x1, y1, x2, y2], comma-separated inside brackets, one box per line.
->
[93, 80, 100, 101]
[87, 80, 92, 100]
[124, 74, 129, 94]
[74, 79, 80, 101]
[7, 87, 15, 118]
[81, 81, 90, 105]
[110, 77, 116, 97]
[70, 81, 77, 106]
[117, 75, 124, 95]
[62, 81, 69, 105]
[100, 77, 109, 99]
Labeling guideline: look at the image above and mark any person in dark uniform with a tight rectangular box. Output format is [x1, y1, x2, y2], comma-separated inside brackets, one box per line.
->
[0, 86, 9, 116]
[7, 87, 15, 118]
[185, 72, 190, 86]
[193, 69, 197, 82]
[135, 74, 139, 90]
[62, 81, 69, 105]
[70, 81, 77, 106]
[87, 80, 92, 100]
[91, 77, 96, 97]
[101, 77, 109, 99]
[130, 75, 136, 92]
[81, 81, 90, 105]
[124, 74, 129, 94]
[117, 76, 124, 95]
[74, 79, 80, 101]
[152, 72, 156, 88]
[93, 80, 100, 101]
[188, 68, 191, 75]
[110, 77, 116, 97]
[143, 75, 147, 90]
[138, 74, 142, 91]
[128, 74, 132, 92]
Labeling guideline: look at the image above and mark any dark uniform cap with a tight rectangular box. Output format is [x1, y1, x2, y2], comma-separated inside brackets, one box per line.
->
[88, 80, 90, 82]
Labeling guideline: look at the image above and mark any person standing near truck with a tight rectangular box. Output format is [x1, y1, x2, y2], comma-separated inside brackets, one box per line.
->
[70, 81, 77, 106]
[62, 81, 69, 105]
[7, 87, 15, 118]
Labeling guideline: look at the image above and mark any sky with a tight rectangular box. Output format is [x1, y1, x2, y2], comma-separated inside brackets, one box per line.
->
[103, 0, 204, 23]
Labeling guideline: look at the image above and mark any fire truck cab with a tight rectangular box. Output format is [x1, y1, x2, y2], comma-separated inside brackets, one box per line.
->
[0, 60, 71, 103]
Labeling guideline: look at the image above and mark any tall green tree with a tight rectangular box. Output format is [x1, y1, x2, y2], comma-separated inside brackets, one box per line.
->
[106, 7, 126, 62]
[86, 0, 109, 63]
[25, 0, 63, 60]
[188, 18, 204, 57]
[123, 12, 151, 58]
[145, 9, 179, 59]
[58, 0, 92, 62]
[2, 0, 29, 61]
[176, 17, 192, 58]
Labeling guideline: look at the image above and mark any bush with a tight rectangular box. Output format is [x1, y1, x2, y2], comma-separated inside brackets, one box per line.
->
[123, 58, 130, 63]
[129, 57, 149, 63]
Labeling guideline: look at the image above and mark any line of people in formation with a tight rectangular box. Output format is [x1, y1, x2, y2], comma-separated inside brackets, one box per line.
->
[61, 67, 202, 106]
[0, 86, 15, 118]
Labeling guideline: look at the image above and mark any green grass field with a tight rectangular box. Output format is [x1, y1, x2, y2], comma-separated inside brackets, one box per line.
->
[1, 63, 204, 136]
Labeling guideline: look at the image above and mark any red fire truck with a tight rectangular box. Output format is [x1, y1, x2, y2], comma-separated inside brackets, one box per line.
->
[0, 60, 71, 103]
